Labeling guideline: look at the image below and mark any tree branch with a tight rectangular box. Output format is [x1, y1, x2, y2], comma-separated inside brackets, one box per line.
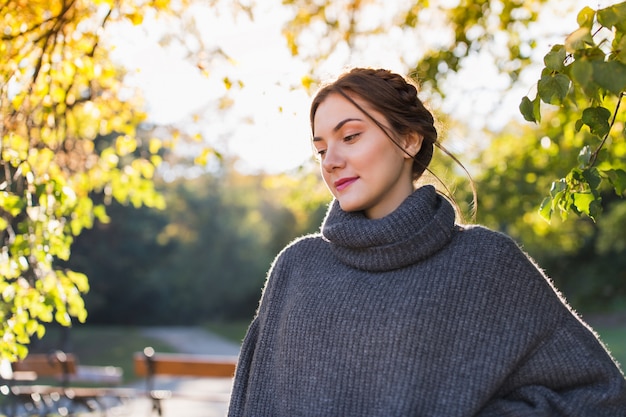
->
[589, 92, 625, 167]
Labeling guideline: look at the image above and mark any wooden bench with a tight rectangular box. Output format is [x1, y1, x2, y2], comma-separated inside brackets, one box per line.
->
[133, 347, 238, 416]
[1, 351, 133, 416]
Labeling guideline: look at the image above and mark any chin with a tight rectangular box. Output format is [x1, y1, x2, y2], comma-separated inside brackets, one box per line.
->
[337, 199, 365, 213]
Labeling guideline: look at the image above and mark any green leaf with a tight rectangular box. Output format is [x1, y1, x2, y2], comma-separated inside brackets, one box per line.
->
[555, 190, 571, 222]
[575, 118, 584, 132]
[519, 96, 536, 122]
[577, 145, 592, 166]
[581, 106, 611, 137]
[592, 60, 626, 95]
[568, 167, 585, 183]
[571, 192, 601, 219]
[570, 59, 604, 101]
[598, 2, 626, 32]
[570, 59, 593, 86]
[544, 45, 566, 71]
[539, 196, 553, 221]
[549, 178, 567, 198]
[605, 168, 626, 195]
[538, 73, 570, 105]
[612, 32, 626, 64]
[582, 167, 602, 190]
[0, 192, 25, 217]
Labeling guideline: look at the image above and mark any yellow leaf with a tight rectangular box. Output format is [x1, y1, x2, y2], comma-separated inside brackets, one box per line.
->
[66, 270, 89, 293]
[115, 135, 137, 156]
[153, 0, 171, 9]
[565, 27, 593, 53]
[132, 159, 155, 179]
[55, 310, 71, 326]
[194, 148, 210, 166]
[150, 154, 163, 166]
[301, 75, 314, 91]
[36, 324, 46, 339]
[126, 12, 144, 25]
[219, 96, 234, 109]
[147, 137, 161, 154]
[11, 93, 25, 111]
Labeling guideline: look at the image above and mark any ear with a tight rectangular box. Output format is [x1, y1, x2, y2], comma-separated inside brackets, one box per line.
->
[403, 132, 424, 159]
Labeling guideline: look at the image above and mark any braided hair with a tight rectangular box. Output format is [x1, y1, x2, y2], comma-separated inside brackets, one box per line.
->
[310, 68, 436, 181]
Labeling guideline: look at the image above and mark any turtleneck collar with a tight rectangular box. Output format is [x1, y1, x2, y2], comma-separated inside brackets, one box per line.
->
[321, 185, 457, 272]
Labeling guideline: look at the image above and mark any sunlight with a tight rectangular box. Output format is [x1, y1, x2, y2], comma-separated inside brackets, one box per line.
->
[106, 3, 313, 174]
[104, 0, 618, 175]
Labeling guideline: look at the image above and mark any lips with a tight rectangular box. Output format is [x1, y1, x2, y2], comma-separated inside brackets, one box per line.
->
[334, 177, 358, 191]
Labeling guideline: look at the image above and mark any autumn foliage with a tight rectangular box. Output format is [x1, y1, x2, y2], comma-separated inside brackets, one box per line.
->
[0, 0, 170, 359]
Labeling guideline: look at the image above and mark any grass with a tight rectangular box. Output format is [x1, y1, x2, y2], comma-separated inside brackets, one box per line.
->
[203, 320, 251, 345]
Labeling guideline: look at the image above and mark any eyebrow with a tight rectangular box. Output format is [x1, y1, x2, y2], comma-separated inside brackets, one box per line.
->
[312, 118, 363, 142]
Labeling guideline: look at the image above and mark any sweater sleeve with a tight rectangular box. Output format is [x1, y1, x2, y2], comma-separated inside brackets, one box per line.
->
[463, 229, 626, 415]
[227, 316, 259, 417]
[477, 317, 626, 415]
[227, 240, 300, 417]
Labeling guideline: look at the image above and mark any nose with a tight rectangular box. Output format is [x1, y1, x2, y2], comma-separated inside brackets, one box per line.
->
[321, 144, 345, 172]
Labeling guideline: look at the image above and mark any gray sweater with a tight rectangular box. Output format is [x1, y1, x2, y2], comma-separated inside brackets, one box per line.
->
[228, 185, 626, 416]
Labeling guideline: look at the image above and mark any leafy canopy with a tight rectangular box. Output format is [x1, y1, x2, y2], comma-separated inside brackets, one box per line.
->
[0, 0, 175, 360]
[520, 1, 626, 221]
[282, 0, 550, 96]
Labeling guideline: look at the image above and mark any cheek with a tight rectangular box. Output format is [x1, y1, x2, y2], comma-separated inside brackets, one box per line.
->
[360, 140, 400, 168]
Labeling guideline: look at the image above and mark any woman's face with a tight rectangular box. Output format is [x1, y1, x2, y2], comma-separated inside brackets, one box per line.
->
[312, 93, 418, 219]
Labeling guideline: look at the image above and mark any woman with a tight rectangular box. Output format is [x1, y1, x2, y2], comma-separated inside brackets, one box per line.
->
[228, 68, 626, 416]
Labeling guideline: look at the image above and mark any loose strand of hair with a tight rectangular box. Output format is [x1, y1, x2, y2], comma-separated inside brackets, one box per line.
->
[433, 142, 478, 223]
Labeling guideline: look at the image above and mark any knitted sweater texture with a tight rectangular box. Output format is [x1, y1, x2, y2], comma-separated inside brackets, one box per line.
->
[228, 185, 626, 416]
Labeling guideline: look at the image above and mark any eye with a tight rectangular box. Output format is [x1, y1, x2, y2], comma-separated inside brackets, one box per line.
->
[314, 148, 326, 160]
[344, 133, 360, 142]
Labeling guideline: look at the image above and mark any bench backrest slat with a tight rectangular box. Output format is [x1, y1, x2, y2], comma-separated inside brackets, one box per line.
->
[133, 352, 237, 378]
[12, 352, 78, 377]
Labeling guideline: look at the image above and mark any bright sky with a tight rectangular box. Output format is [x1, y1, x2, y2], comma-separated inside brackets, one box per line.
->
[106, 0, 617, 175]
[108, 3, 315, 174]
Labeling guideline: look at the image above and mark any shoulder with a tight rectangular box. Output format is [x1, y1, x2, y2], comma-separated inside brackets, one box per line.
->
[448, 224, 551, 289]
[453, 224, 535, 263]
[278, 232, 328, 258]
[254, 233, 329, 315]
[268, 233, 330, 274]
[456, 224, 520, 249]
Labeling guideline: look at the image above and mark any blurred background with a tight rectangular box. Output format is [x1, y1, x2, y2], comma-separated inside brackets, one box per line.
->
[1, 0, 625, 366]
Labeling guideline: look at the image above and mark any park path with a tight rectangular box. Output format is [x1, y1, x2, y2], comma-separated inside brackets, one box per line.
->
[140, 326, 242, 356]
[116, 326, 242, 417]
